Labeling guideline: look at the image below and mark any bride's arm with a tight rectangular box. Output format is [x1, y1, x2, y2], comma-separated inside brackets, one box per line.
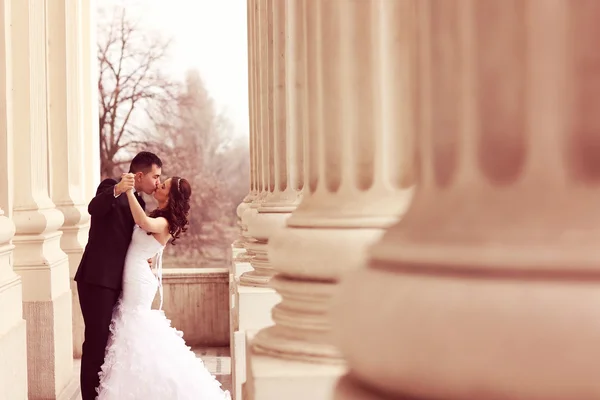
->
[126, 189, 169, 234]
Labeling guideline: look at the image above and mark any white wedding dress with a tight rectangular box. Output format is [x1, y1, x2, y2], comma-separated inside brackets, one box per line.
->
[96, 225, 231, 400]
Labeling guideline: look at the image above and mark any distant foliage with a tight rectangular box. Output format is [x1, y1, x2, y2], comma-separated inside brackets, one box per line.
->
[97, 5, 249, 266]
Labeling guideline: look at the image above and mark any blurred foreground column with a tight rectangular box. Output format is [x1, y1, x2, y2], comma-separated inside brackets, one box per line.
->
[333, 2, 600, 399]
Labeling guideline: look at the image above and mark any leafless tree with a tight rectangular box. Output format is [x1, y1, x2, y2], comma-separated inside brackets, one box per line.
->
[149, 70, 249, 263]
[97, 6, 177, 178]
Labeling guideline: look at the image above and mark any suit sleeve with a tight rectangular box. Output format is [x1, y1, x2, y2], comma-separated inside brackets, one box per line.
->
[87, 178, 119, 217]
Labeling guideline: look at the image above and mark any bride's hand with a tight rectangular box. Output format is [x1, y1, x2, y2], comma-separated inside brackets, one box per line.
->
[121, 173, 135, 194]
[115, 173, 135, 195]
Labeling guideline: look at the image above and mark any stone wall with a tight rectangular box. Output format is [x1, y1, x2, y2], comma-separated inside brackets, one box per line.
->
[152, 267, 230, 347]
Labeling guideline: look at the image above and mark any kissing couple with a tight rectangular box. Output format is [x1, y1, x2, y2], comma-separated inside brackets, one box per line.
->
[74, 151, 231, 400]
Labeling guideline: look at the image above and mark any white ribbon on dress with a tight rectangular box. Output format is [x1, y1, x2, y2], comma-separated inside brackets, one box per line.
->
[155, 249, 164, 311]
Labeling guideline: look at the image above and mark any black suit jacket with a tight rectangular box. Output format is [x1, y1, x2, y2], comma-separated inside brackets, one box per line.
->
[74, 178, 145, 291]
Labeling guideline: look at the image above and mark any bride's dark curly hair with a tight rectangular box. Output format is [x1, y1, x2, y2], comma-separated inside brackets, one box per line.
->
[148, 176, 192, 244]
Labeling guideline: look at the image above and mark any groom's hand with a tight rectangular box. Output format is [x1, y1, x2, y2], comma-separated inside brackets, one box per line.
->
[115, 173, 135, 195]
[148, 258, 153, 269]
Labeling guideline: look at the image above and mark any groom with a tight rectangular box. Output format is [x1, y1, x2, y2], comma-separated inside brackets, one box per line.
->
[74, 151, 162, 400]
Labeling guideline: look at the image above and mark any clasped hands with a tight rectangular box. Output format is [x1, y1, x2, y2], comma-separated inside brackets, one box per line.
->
[115, 173, 136, 195]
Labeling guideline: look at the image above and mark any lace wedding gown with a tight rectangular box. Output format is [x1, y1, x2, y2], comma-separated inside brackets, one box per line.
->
[96, 225, 231, 400]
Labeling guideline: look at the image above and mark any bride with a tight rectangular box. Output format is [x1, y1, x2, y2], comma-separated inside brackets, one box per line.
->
[96, 174, 230, 400]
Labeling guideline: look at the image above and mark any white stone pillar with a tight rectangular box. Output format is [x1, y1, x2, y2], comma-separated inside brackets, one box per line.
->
[237, 0, 274, 314]
[230, 3, 258, 400]
[47, 0, 91, 359]
[237, 0, 263, 284]
[246, 1, 414, 399]
[241, 0, 303, 288]
[73, 0, 101, 359]
[240, 0, 276, 288]
[232, 0, 259, 273]
[0, 209, 27, 399]
[81, 0, 100, 200]
[234, 0, 304, 397]
[10, 0, 73, 397]
[232, 0, 256, 259]
[0, 1, 28, 396]
[333, 2, 600, 399]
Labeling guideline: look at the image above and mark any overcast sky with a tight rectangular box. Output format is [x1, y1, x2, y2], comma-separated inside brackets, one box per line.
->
[101, 0, 249, 138]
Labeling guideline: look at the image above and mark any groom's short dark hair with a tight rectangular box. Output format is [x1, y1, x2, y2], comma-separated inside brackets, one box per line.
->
[129, 151, 162, 174]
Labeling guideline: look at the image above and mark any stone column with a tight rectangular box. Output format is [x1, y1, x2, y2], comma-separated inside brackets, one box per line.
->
[232, 0, 257, 259]
[240, 0, 303, 288]
[10, 0, 73, 397]
[47, 0, 91, 359]
[80, 0, 100, 358]
[232, 0, 260, 272]
[240, 0, 276, 288]
[246, 0, 414, 399]
[333, 2, 600, 400]
[0, 209, 27, 399]
[0, 1, 27, 396]
[230, 3, 259, 399]
[234, 1, 304, 398]
[81, 0, 100, 200]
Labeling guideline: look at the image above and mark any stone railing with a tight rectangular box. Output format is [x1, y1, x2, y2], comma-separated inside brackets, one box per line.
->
[151, 267, 230, 347]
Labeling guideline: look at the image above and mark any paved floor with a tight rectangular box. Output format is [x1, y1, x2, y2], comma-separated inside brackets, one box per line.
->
[70, 347, 231, 399]
[194, 346, 232, 393]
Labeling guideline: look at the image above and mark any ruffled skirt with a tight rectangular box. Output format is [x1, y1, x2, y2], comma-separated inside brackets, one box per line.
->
[96, 300, 230, 400]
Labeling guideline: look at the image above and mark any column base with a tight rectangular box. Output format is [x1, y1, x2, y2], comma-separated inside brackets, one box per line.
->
[0, 237, 27, 399]
[234, 262, 254, 280]
[229, 262, 254, 400]
[232, 245, 247, 260]
[232, 329, 255, 400]
[24, 289, 74, 399]
[244, 333, 347, 400]
[250, 276, 343, 364]
[237, 285, 280, 331]
[333, 265, 600, 400]
[252, 325, 343, 364]
[239, 270, 274, 288]
[231, 262, 252, 326]
[230, 261, 254, 366]
[0, 318, 28, 400]
[231, 285, 280, 400]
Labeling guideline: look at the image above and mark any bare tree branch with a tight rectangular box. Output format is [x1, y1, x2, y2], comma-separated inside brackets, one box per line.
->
[97, 5, 176, 178]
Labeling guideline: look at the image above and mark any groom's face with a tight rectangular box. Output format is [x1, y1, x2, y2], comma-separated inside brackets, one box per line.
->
[136, 164, 162, 195]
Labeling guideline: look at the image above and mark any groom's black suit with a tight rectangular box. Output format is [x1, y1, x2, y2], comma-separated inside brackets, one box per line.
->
[74, 178, 145, 400]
